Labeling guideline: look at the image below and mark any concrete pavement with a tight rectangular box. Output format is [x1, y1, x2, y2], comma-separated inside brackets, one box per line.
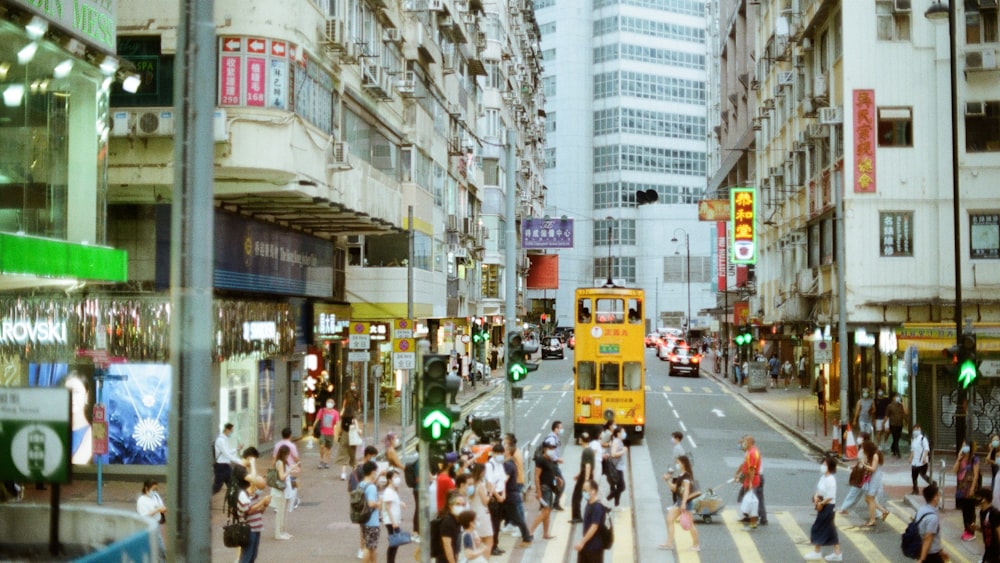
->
[701, 355, 986, 562]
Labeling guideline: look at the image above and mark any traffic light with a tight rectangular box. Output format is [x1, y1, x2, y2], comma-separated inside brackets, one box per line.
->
[958, 334, 978, 389]
[418, 354, 460, 442]
[507, 331, 539, 383]
[471, 319, 486, 345]
[735, 328, 753, 347]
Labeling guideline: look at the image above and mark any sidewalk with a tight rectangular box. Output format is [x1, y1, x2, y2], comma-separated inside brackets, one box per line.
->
[14, 374, 501, 561]
[701, 355, 981, 559]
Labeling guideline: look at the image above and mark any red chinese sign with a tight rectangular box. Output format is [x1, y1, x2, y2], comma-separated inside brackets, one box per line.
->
[730, 187, 756, 264]
[219, 56, 241, 106]
[733, 301, 749, 326]
[92, 403, 108, 455]
[716, 222, 727, 291]
[246, 57, 266, 106]
[854, 89, 876, 193]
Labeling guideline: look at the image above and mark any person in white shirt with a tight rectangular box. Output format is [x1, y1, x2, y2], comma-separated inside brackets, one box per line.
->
[909, 424, 932, 496]
[136, 479, 166, 562]
[804, 457, 842, 561]
[485, 443, 508, 554]
[213, 423, 241, 494]
[381, 469, 405, 563]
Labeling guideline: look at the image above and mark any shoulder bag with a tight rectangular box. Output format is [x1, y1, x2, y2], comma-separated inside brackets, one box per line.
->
[266, 467, 286, 490]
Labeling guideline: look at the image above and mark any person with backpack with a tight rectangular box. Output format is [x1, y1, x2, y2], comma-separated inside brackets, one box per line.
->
[349, 446, 381, 559]
[908, 482, 947, 562]
[433, 490, 468, 563]
[574, 479, 608, 562]
[977, 487, 1000, 563]
[804, 456, 842, 561]
[352, 461, 381, 563]
[909, 425, 933, 495]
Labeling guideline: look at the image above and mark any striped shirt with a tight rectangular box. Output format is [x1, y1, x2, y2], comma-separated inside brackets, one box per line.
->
[238, 490, 264, 531]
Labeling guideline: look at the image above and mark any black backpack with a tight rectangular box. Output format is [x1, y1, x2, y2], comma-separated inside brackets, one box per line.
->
[404, 459, 419, 489]
[349, 482, 373, 524]
[429, 517, 443, 558]
[901, 513, 930, 559]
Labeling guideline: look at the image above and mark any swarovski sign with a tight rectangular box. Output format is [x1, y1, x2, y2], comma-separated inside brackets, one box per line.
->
[0, 320, 68, 345]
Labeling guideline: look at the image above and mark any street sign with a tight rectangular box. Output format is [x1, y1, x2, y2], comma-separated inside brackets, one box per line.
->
[393, 318, 414, 339]
[93, 403, 108, 455]
[814, 340, 833, 364]
[0, 387, 70, 483]
[980, 360, 1000, 378]
[348, 351, 371, 362]
[349, 322, 371, 350]
[393, 353, 416, 370]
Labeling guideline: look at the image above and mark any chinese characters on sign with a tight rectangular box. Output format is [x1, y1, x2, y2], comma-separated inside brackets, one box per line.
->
[522, 218, 574, 249]
[854, 89, 877, 193]
[730, 187, 756, 264]
[218, 36, 291, 111]
[879, 211, 913, 257]
[971, 213, 1000, 259]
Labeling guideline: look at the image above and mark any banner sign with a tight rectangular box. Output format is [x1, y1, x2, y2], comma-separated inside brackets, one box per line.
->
[522, 218, 574, 249]
[526, 255, 559, 289]
[716, 222, 727, 291]
[853, 89, 877, 193]
[879, 211, 913, 257]
[730, 187, 757, 264]
[218, 36, 294, 111]
[699, 199, 731, 222]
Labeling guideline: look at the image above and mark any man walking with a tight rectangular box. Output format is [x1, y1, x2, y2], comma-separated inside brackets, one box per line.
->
[873, 389, 891, 450]
[570, 433, 595, 525]
[312, 399, 339, 469]
[213, 423, 241, 494]
[503, 440, 533, 546]
[915, 483, 947, 562]
[910, 424, 932, 495]
[852, 389, 875, 437]
[543, 421, 566, 511]
[735, 434, 767, 527]
[768, 354, 780, 389]
[886, 392, 909, 458]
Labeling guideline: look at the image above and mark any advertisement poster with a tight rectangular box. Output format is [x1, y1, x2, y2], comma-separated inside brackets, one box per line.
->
[104, 364, 171, 465]
[258, 359, 275, 443]
[28, 363, 94, 465]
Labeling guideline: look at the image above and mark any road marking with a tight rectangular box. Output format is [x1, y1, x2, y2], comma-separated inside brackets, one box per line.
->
[711, 408, 726, 417]
[561, 391, 567, 398]
[774, 511, 810, 557]
[673, 409, 680, 419]
[687, 435, 697, 449]
[701, 387, 713, 393]
[679, 421, 687, 432]
[542, 419, 549, 432]
[663, 386, 672, 392]
[839, 516, 893, 561]
[645, 385, 651, 391]
[530, 433, 541, 447]
[882, 502, 974, 563]
[682, 386, 692, 393]
[721, 508, 765, 562]
[612, 506, 635, 563]
[543, 384, 552, 390]
[523, 385, 532, 391]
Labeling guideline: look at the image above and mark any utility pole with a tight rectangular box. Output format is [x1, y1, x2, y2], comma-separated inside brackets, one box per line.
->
[504, 129, 516, 434]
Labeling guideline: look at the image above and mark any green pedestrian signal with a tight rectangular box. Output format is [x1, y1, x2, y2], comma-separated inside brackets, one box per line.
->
[507, 331, 538, 383]
[418, 353, 460, 442]
[472, 320, 486, 344]
[957, 334, 978, 389]
[420, 407, 453, 441]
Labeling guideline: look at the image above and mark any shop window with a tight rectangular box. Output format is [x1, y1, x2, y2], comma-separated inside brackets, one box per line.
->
[876, 0, 911, 41]
[877, 107, 913, 147]
[966, 101, 1000, 152]
[112, 36, 175, 107]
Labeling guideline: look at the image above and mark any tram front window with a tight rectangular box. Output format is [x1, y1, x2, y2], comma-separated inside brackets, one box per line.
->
[577, 362, 596, 390]
[600, 363, 619, 390]
[623, 362, 642, 390]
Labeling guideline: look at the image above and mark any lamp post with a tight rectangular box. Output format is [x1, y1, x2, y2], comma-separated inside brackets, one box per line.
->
[671, 229, 691, 343]
[605, 216, 614, 286]
[926, 0, 966, 443]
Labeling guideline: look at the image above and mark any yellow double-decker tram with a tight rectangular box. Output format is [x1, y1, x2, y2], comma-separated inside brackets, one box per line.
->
[572, 286, 646, 442]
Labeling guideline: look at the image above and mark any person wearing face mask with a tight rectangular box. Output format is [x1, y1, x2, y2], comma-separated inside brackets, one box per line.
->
[873, 388, 891, 451]
[885, 392, 909, 458]
[571, 433, 596, 525]
[976, 487, 1000, 563]
[909, 425, 933, 496]
[484, 443, 508, 555]
[804, 456, 842, 561]
[344, 380, 362, 414]
[436, 453, 459, 514]
[436, 491, 469, 563]
[529, 442, 560, 540]
[954, 440, 982, 541]
[543, 421, 566, 511]
[383, 432, 404, 471]
[606, 426, 627, 510]
[574, 479, 608, 561]
[312, 399, 339, 470]
[381, 469, 405, 563]
[467, 463, 496, 556]
[335, 406, 358, 480]
[988, 434, 1000, 485]
[860, 440, 889, 528]
[852, 389, 875, 437]
[660, 455, 700, 552]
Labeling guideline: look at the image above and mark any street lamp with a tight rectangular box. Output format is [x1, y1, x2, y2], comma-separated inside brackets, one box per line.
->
[926, 0, 967, 443]
[671, 229, 691, 343]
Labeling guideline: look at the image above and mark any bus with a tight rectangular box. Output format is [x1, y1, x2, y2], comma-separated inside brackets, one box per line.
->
[572, 286, 646, 442]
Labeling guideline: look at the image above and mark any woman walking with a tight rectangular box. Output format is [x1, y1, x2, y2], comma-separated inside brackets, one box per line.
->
[335, 407, 358, 480]
[804, 457, 842, 561]
[272, 445, 295, 540]
[606, 426, 627, 509]
[860, 441, 890, 527]
[954, 440, 981, 541]
[468, 463, 495, 555]
[659, 455, 700, 552]
[381, 469, 404, 563]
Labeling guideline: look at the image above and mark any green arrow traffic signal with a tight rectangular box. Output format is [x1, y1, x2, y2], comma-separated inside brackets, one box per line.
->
[959, 359, 977, 389]
[957, 334, 978, 389]
[421, 408, 453, 441]
[509, 362, 527, 382]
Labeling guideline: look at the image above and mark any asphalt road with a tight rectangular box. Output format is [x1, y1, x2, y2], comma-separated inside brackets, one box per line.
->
[461, 347, 922, 562]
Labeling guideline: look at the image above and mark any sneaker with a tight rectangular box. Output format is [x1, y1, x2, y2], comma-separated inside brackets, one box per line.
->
[962, 531, 975, 541]
[293, 498, 301, 510]
[340, 473, 347, 481]
[491, 548, 505, 556]
[824, 554, 843, 561]
[743, 524, 757, 531]
[357, 548, 365, 559]
[803, 552, 822, 561]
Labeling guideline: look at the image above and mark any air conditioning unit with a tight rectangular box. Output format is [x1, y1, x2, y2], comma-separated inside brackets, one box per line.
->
[329, 141, 350, 169]
[966, 101, 986, 116]
[818, 106, 843, 125]
[807, 123, 826, 139]
[382, 28, 401, 43]
[965, 48, 997, 70]
[442, 51, 455, 73]
[135, 109, 174, 136]
[396, 71, 416, 95]
[428, 0, 444, 11]
[110, 110, 133, 137]
[893, 0, 911, 12]
[447, 214, 459, 232]
[769, 166, 784, 177]
[777, 71, 794, 86]
[213, 109, 228, 143]
[323, 18, 347, 51]
[813, 75, 827, 97]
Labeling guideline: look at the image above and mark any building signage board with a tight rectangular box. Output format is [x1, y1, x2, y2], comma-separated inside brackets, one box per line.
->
[246, 57, 266, 107]
[730, 188, 757, 264]
[217, 36, 296, 112]
[522, 218, 574, 249]
[349, 322, 371, 350]
[392, 337, 415, 370]
[393, 319, 414, 340]
[879, 211, 913, 257]
[814, 340, 833, 364]
[699, 199, 731, 222]
[9, 0, 117, 56]
[716, 222, 727, 291]
[0, 387, 70, 483]
[971, 213, 1000, 259]
[853, 89, 877, 193]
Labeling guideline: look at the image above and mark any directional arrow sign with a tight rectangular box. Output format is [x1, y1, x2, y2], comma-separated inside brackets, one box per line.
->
[959, 361, 977, 389]
[711, 408, 726, 417]
[422, 410, 452, 440]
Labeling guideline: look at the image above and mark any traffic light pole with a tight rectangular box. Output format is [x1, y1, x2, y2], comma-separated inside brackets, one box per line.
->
[504, 129, 516, 435]
[415, 341, 430, 563]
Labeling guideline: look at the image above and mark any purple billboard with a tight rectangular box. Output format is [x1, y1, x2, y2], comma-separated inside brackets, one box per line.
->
[522, 218, 574, 249]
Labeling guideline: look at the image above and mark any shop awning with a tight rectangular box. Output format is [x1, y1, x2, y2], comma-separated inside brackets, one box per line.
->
[0, 233, 127, 290]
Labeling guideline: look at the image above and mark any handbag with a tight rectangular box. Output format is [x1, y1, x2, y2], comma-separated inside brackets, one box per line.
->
[222, 521, 250, 548]
[349, 423, 363, 447]
[388, 530, 412, 548]
[266, 467, 286, 490]
[848, 465, 866, 488]
[679, 510, 693, 531]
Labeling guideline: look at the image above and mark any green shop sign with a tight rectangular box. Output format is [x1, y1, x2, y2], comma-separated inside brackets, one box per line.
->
[12, 0, 117, 55]
[0, 387, 70, 484]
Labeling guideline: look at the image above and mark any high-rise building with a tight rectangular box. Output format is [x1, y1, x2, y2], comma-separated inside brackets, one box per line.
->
[533, 0, 715, 336]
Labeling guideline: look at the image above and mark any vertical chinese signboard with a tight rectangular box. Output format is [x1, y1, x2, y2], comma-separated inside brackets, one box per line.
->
[730, 187, 757, 264]
[218, 36, 289, 110]
[716, 222, 727, 291]
[879, 211, 913, 257]
[854, 89, 876, 193]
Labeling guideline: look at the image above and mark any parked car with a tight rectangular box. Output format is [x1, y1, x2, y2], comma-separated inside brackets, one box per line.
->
[541, 336, 565, 359]
[667, 344, 701, 377]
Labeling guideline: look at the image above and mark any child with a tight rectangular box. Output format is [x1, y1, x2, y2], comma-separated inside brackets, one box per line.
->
[457, 509, 490, 563]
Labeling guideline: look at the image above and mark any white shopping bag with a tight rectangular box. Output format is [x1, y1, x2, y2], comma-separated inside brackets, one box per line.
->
[740, 489, 759, 518]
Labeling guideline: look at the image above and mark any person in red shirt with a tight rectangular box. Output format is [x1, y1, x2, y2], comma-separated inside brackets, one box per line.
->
[734, 434, 767, 528]
[436, 452, 458, 511]
[312, 399, 340, 469]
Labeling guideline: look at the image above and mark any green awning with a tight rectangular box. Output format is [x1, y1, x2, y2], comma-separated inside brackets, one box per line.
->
[0, 233, 127, 282]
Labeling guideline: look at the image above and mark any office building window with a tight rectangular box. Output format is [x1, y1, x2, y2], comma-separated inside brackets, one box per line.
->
[877, 107, 912, 147]
[966, 101, 1000, 152]
[594, 257, 636, 284]
[875, 0, 911, 41]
